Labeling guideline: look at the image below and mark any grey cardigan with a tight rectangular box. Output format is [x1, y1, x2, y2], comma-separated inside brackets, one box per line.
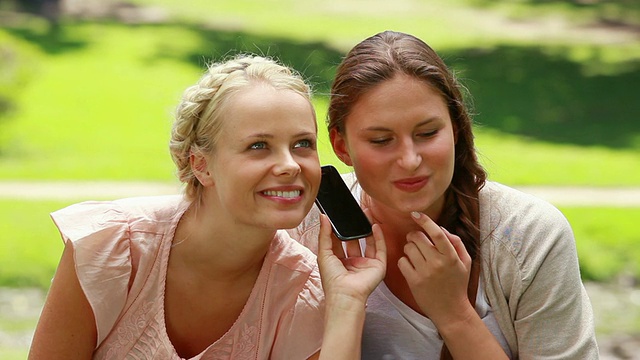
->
[288, 178, 599, 359]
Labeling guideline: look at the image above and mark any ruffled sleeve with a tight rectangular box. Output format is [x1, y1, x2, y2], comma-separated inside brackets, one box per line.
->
[270, 266, 324, 359]
[50, 201, 131, 347]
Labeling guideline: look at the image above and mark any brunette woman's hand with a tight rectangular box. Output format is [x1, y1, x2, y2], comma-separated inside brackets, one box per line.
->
[317, 213, 387, 308]
[397, 211, 473, 327]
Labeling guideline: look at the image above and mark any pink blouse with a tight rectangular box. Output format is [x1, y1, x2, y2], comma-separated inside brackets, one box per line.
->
[51, 195, 324, 360]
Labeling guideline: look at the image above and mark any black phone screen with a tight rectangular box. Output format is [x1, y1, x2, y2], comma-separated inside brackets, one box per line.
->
[315, 165, 372, 241]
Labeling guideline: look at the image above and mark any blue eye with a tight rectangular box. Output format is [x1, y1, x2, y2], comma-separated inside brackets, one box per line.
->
[250, 142, 267, 150]
[294, 139, 311, 148]
[294, 138, 317, 150]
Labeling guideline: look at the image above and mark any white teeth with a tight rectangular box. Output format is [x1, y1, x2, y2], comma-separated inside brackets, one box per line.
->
[263, 190, 300, 198]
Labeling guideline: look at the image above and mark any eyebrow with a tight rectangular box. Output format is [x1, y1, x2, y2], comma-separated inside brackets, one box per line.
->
[244, 133, 273, 140]
[243, 131, 316, 141]
[363, 117, 441, 132]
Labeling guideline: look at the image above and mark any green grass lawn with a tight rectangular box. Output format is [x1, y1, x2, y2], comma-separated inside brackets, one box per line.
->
[561, 206, 640, 283]
[0, 200, 68, 288]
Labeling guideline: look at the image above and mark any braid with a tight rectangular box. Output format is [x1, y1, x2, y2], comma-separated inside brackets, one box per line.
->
[437, 114, 486, 360]
[438, 162, 486, 262]
[169, 67, 228, 201]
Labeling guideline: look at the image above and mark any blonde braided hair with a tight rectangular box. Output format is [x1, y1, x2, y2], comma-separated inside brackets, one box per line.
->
[169, 55, 313, 202]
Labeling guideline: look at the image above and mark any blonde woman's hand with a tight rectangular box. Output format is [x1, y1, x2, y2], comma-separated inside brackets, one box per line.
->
[317, 213, 386, 308]
[397, 211, 473, 327]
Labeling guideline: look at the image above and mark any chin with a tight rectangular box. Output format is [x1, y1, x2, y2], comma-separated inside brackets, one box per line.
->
[274, 214, 307, 230]
[396, 200, 434, 214]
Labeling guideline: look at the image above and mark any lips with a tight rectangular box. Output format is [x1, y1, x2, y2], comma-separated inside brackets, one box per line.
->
[393, 176, 428, 192]
[261, 190, 301, 198]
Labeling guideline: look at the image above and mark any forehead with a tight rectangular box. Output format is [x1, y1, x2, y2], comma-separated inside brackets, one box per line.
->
[219, 84, 316, 137]
[348, 74, 449, 125]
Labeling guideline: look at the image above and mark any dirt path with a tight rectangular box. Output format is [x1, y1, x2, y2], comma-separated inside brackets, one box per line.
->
[1, 181, 640, 206]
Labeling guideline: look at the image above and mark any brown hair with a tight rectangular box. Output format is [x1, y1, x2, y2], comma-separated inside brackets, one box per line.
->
[328, 31, 487, 358]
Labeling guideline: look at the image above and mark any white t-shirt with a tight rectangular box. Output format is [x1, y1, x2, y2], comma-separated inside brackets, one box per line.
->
[361, 277, 513, 359]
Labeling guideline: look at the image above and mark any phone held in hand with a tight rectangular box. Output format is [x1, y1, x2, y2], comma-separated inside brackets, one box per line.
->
[315, 165, 373, 241]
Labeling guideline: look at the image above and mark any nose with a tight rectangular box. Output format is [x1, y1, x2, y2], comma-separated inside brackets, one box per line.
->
[275, 150, 301, 177]
[397, 139, 422, 170]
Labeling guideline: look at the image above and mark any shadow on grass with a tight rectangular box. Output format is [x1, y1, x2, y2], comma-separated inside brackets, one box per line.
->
[1, 22, 88, 55]
[443, 46, 640, 149]
[2, 19, 639, 149]
[1, 18, 344, 93]
[147, 23, 345, 95]
[148, 25, 640, 150]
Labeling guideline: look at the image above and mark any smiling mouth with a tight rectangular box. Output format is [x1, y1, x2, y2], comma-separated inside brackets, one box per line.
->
[262, 190, 301, 198]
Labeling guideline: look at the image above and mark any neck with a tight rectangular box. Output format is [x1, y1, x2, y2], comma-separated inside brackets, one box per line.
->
[361, 193, 425, 234]
[171, 196, 276, 281]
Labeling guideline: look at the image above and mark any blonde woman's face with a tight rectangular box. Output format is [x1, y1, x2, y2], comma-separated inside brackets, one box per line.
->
[206, 84, 321, 230]
[331, 74, 455, 220]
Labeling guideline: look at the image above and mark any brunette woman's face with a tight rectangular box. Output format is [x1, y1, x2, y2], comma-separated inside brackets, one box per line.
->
[331, 73, 455, 219]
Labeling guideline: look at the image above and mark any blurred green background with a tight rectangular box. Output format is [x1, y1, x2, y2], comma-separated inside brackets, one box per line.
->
[1, 0, 639, 358]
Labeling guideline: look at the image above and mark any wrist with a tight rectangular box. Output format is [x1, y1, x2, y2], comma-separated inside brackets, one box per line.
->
[433, 302, 478, 339]
[325, 292, 368, 315]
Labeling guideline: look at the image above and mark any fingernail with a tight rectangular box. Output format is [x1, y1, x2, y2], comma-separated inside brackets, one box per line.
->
[411, 211, 421, 219]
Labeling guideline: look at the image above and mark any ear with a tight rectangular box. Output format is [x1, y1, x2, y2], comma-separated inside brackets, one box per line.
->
[329, 128, 353, 166]
[190, 151, 215, 187]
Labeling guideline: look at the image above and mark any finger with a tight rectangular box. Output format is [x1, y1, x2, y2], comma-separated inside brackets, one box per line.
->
[410, 211, 456, 257]
[442, 226, 472, 267]
[362, 207, 375, 224]
[373, 224, 387, 264]
[363, 223, 380, 258]
[397, 256, 417, 284]
[405, 239, 432, 274]
[406, 230, 435, 259]
[319, 214, 345, 259]
[364, 234, 375, 259]
[364, 223, 387, 262]
[362, 208, 376, 259]
[345, 237, 363, 258]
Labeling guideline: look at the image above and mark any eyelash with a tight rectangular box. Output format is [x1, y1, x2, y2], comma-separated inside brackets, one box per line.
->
[249, 142, 267, 150]
[248, 138, 316, 151]
[294, 139, 314, 149]
[417, 130, 438, 138]
[370, 138, 391, 145]
[369, 131, 438, 145]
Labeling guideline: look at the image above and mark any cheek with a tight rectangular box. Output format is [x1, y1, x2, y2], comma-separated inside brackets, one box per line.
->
[350, 145, 392, 195]
[305, 161, 322, 188]
[350, 144, 387, 174]
[429, 136, 456, 176]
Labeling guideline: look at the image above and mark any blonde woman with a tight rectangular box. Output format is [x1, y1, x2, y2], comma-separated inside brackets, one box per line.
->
[29, 55, 385, 360]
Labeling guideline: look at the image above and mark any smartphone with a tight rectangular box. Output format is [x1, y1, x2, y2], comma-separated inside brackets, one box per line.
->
[315, 165, 373, 241]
